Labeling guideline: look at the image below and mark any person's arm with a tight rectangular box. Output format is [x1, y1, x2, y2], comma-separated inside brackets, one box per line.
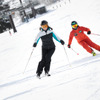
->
[52, 31, 65, 45]
[52, 32, 60, 42]
[81, 26, 91, 35]
[68, 31, 74, 48]
[33, 32, 41, 47]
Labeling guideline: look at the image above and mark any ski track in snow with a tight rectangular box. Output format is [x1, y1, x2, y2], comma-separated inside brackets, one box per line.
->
[0, 54, 100, 89]
[1, 53, 99, 88]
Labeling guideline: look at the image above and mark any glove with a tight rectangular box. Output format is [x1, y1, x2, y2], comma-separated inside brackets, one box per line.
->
[60, 40, 65, 45]
[68, 44, 71, 48]
[33, 43, 37, 47]
[87, 31, 91, 35]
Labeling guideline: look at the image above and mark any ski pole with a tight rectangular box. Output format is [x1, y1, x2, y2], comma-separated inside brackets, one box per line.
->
[71, 48, 79, 55]
[23, 48, 34, 74]
[65, 44, 79, 55]
[63, 45, 71, 67]
[91, 33, 100, 36]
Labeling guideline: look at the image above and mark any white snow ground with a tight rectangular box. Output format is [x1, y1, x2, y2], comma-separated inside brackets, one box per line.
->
[0, 0, 100, 100]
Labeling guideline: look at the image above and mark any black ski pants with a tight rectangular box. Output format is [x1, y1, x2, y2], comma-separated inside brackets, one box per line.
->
[36, 47, 55, 75]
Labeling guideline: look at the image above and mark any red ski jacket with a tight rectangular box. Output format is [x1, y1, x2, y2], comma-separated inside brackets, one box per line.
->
[68, 26, 90, 45]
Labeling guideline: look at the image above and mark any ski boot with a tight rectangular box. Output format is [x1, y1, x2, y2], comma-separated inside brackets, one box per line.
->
[36, 73, 41, 79]
[45, 73, 51, 76]
[92, 51, 96, 56]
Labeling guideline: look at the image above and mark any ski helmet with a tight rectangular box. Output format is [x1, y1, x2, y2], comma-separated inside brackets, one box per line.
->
[41, 20, 48, 26]
[71, 21, 78, 26]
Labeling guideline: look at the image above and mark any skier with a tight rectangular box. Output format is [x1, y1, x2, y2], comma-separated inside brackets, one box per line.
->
[33, 20, 65, 78]
[68, 21, 100, 56]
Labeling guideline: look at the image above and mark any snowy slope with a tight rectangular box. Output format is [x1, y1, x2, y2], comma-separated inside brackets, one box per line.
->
[0, 0, 100, 100]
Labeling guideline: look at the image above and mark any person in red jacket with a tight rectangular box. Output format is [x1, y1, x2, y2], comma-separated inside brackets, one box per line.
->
[68, 21, 100, 56]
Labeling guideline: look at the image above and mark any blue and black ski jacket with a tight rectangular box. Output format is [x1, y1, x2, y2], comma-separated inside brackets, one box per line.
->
[34, 27, 61, 49]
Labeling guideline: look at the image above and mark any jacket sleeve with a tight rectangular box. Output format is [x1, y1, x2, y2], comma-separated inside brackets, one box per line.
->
[34, 32, 41, 44]
[52, 31, 61, 43]
[81, 26, 90, 32]
[68, 31, 74, 45]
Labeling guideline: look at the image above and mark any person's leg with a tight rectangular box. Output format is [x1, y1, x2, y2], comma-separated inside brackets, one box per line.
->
[36, 61, 45, 76]
[79, 41, 93, 53]
[36, 48, 47, 76]
[44, 48, 55, 74]
[85, 38, 100, 51]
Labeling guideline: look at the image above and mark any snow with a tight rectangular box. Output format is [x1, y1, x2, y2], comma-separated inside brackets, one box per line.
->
[0, 0, 100, 100]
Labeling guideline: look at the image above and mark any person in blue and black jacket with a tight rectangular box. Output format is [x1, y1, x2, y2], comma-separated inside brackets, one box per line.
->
[33, 20, 65, 78]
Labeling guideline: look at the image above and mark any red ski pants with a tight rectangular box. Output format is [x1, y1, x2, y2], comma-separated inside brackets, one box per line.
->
[79, 38, 100, 53]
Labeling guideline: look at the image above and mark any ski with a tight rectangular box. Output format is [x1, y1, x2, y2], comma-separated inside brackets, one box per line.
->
[36, 74, 51, 79]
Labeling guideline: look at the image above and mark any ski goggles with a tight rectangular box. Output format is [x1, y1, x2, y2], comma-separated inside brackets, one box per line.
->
[72, 24, 78, 28]
[41, 24, 48, 28]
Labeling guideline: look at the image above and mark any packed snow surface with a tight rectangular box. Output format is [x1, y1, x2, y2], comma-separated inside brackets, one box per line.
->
[0, 0, 100, 100]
